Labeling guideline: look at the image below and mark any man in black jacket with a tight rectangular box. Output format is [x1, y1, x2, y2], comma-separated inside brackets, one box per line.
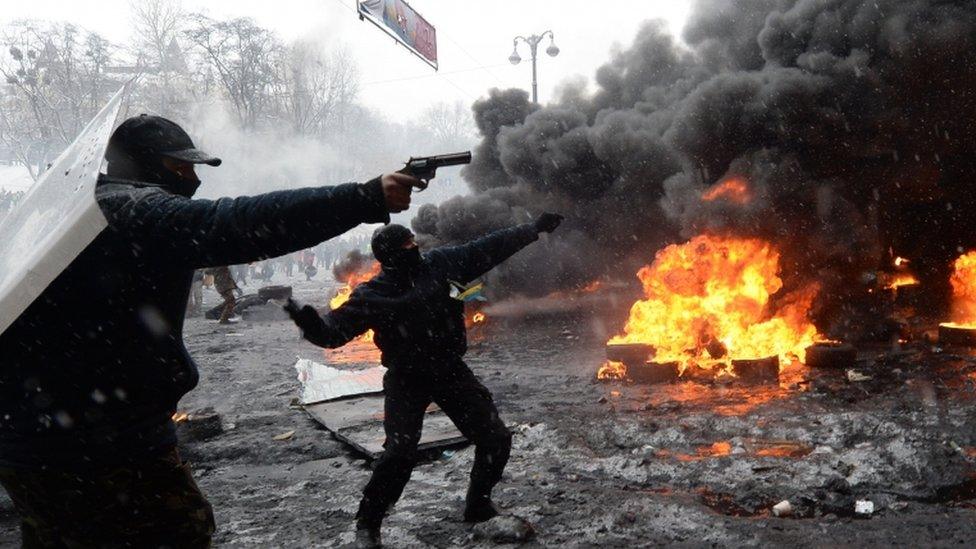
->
[286, 213, 563, 548]
[0, 114, 420, 547]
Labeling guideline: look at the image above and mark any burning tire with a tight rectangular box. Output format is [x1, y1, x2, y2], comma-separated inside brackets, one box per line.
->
[731, 356, 779, 382]
[258, 285, 293, 301]
[605, 343, 654, 365]
[627, 361, 679, 384]
[939, 323, 976, 347]
[805, 342, 857, 369]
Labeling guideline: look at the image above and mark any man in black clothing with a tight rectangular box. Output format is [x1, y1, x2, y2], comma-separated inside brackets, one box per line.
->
[286, 213, 563, 548]
[0, 114, 420, 547]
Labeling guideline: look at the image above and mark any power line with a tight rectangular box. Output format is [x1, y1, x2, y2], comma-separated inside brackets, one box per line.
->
[361, 63, 510, 86]
[439, 31, 505, 87]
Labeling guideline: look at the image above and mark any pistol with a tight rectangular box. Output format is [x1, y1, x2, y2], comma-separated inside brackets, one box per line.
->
[399, 151, 472, 191]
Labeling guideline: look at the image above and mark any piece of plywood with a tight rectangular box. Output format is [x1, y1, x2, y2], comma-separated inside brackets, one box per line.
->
[294, 359, 467, 459]
[304, 395, 467, 458]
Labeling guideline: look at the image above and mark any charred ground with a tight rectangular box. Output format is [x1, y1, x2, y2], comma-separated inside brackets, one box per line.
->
[3, 277, 974, 547]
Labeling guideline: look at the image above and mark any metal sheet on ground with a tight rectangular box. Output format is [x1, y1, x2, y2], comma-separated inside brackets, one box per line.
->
[295, 359, 467, 458]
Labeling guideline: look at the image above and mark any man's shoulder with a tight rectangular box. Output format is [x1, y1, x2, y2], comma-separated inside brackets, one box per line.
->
[95, 176, 169, 204]
[95, 176, 186, 218]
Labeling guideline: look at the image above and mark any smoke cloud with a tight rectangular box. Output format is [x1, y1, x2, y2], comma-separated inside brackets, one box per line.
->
[332, 249, 376, 283]
[412, 0, 976, 330]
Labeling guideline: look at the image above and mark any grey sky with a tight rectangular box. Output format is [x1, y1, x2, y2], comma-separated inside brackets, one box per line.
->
[1, 1, 692, 119]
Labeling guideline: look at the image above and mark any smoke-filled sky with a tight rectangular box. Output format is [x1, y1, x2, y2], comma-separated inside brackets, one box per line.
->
[0, 0, 692, 120]
[413, 0, 976, 335]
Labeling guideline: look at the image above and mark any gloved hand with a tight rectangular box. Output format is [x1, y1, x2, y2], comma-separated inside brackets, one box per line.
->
[283, 298, 322, 334]
[534, 212, 564, 234]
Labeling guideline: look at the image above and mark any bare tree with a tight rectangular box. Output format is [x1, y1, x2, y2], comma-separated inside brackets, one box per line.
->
[128, 0, 191, 116]
[184, 15, 283, 129]
[0, 20, 119, 179]
[418, 100, 476, 147]
[279, 41, 359, 136]
[129, 0, 183, 69]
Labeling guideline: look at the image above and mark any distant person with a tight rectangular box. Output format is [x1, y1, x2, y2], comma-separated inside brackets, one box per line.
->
[207, 265, 240, 324]
[286, 213, 563, 548]
[284, 253, 296, 278]
[302, 248, 317, 280]
[186, 269, 204, 316]
[0, 114, 420, 548]
[260, 259, 275, 282]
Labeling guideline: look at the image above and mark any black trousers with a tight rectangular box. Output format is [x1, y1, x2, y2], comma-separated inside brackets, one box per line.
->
[356, 362, 512, 528]
[0, 447, 214, 548]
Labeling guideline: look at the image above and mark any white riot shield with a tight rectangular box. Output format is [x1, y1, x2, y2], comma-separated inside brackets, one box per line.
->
[0, 84, 128, 334]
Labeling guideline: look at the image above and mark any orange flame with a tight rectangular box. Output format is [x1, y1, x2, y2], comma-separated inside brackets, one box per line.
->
[172, 412, 189, 423]
[329, 261, 381, 342]
[947, 251, 976, 327]
[702, 177, 751, 205]
[885, 274, 919, 290]
[330, 262, 381, 310]
[597, 360, 627, 380]
[472, 312, 486, 324]
[609, 235, 820, 372]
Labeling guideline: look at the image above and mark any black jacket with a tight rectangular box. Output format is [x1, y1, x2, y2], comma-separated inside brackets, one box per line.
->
[300, 224, 539, 369]
[0, 175, 388, 469]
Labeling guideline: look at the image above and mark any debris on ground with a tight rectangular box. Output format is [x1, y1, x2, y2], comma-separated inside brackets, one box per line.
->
[272, 430, 295, 441]
[772, 500, 793, 517]
[472, 515, 536, 543]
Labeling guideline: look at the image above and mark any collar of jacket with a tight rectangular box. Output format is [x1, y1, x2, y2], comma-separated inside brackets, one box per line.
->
[98, 175, 171, 190]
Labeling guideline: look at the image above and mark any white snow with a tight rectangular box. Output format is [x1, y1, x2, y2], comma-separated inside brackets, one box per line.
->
[0, 164, 34, 193]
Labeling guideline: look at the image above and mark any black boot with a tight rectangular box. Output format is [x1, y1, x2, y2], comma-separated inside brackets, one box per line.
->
[354, 525, 382, 549]
[463, 487, 500, 523]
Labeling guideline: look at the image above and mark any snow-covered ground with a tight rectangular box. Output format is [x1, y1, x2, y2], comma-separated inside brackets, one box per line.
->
[0, 164, 33, 193]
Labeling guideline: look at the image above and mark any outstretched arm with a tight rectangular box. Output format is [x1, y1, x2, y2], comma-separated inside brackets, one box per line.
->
[284, 297, 370, 349]
[430, 213, 563, 284]
[97, 174, 417, 269]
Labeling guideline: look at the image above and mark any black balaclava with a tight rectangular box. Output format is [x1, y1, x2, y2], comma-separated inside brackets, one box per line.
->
[105, 114, 220, 198]
[105, 149, 201, 197]
[371, 224, 421, 271]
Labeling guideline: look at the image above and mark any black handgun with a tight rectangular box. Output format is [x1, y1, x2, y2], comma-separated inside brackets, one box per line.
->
[399, 151, 472, 191]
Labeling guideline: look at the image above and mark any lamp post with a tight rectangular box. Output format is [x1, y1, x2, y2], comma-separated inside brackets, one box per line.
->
[508, 31, 559, 103]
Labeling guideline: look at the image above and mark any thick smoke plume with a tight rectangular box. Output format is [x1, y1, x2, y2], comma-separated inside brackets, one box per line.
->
[413, 0, 976, 331]
[333, 249, 377, 283]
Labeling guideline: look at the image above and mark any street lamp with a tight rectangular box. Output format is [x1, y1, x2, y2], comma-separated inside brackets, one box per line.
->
[509, 30, 559, 103]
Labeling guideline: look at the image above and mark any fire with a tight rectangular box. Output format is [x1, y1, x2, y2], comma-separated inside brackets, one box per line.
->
[172, 411, 189, 423]
[597, 360, 627, 380]
[701, 177, 751, 205]
[472, 312, 486, 324]
[329, 261, 381, 343]
[609, 235, 820, 372]
[330, 262, 381, 310]
[884, 274, 919, 290]
[947, 251, 976, 327]
[884, 255, 919, 290]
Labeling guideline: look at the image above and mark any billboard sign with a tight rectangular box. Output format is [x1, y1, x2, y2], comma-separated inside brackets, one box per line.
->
[358, 0, 438, 70]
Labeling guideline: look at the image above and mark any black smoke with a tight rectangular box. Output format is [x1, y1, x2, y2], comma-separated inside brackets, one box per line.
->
[332, 249, 376, 283]
[413, 0, 976, 330]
